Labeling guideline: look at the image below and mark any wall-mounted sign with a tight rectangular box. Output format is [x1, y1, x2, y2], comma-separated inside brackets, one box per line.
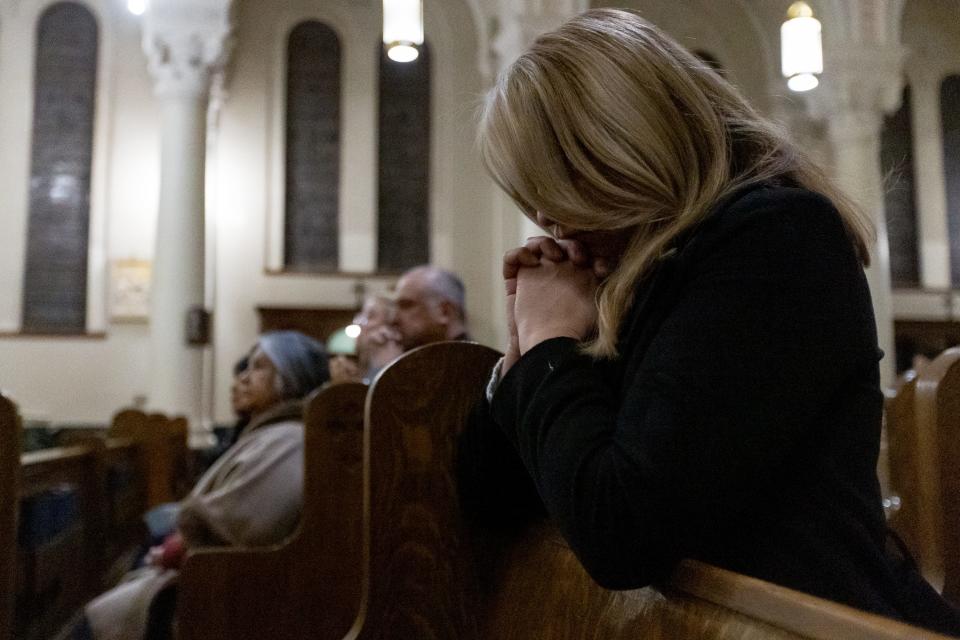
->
[110, 259, 151, 322]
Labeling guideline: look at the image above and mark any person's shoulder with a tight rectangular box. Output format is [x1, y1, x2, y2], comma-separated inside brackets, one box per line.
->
[685, 183, 849, 260]
[716, 183, 839, 232]
[244, 420, 304, 448]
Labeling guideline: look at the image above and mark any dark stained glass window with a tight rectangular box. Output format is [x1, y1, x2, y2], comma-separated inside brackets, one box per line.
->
[942, 75, 960, 285]
[881, 85, 920, 287]
[22, 2, 98, 333]
[284, 21, 341, 271]
[377, 43, 430, 271]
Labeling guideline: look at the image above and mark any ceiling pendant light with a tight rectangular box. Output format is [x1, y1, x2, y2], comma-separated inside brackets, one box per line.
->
[781, 1, 823, 92]
[383, 0, 423, 63]
[127, 0, 148, 16]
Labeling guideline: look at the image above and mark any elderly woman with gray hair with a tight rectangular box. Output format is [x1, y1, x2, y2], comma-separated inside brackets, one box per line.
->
[79, 331, 329, 640]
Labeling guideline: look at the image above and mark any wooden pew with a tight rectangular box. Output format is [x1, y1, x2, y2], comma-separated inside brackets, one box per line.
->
[99, 438, 149, 584]
[1, 393, 20, 640]
[7, 408, 149, 640]
[915, 347, 960, 604]
[17, 441, 104, 640]
[54, 429, 150, 585]
[110, 410, 189, 507]
[884, 368, 942, 584]
[177, 381, 367, 640]
[352, 341, 953, 639]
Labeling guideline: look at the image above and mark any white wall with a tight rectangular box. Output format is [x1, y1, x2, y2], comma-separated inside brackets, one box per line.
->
[208, 0, 492, 421]
[592, 0, 778, 113]
[0, 0, 492, 425]
[0, 0, 159, 423]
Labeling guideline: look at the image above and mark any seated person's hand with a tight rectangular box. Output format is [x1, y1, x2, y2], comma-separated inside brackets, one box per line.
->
[360, 324, 404, 371]
[515, 256, 599, 353]
[147, 531, 186, 570]
[502, 236, 601, 372]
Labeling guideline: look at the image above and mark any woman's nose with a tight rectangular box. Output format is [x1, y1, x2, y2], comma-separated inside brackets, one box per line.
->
[536, 211, 562, 237]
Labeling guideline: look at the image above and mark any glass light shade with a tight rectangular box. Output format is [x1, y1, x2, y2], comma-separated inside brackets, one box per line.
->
[787, 73, 819, 92]
[327, 327, 358, 356]
[345, 324, 362, 339]
[387, 44, 419, 62]
[781, 14, 823, 80]
[383, 0, 423, 48]
[127, 0, 148, 15]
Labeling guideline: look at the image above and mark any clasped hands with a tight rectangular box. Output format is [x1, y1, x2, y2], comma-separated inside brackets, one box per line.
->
[502, 236, 607, 374]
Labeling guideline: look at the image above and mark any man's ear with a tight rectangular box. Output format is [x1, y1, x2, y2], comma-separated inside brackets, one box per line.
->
[436, 299, 456, 324]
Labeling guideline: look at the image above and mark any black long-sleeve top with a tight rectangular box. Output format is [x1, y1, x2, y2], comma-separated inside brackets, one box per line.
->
[459, 184, 960, 635]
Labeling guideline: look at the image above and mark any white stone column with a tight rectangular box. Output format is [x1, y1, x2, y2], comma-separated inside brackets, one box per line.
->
[826, 109, 896, 384]
[143, 0, 232, 427]
[809, 40, 905, 389]
[910, 68, 952, 290]
[483, 0, 588, 349]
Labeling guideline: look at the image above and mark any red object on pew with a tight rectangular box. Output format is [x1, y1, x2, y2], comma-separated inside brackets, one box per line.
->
[148, 532, 185, 570]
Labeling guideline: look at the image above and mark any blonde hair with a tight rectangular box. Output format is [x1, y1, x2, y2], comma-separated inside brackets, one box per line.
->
[478, 8, 873, 358]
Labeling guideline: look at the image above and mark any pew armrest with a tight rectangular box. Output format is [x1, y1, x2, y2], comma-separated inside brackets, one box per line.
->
[671, 560, 955, 640]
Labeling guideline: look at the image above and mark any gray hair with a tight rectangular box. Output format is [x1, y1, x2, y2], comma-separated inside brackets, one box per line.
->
[409, 265, 467, 320]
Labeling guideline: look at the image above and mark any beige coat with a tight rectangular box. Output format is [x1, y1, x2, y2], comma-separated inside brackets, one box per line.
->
[85, 401, 305, 640]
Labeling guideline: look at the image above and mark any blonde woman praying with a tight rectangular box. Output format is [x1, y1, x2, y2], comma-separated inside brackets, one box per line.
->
[459, 9, 960, 636]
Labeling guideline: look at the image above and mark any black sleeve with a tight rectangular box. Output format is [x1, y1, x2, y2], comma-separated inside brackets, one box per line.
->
[457, 395, 547, 530]
[489, 197, 878, 588]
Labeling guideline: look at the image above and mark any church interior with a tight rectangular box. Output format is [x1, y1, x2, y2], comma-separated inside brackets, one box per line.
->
[3, 0, 960, 638]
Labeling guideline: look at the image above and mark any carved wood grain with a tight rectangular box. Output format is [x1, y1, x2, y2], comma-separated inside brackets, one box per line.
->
[356, 341, 500, 639]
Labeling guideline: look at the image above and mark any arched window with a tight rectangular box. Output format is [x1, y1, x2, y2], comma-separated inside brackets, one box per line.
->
[942, 75, 960, 286]
[377, 42, 431, 272]
[880, 85, 920, 287]
[22, 2, 98, 333]
[284, 21, 341, 272]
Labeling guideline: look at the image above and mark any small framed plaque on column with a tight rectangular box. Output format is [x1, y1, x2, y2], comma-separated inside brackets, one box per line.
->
[110, 259, 151, 323]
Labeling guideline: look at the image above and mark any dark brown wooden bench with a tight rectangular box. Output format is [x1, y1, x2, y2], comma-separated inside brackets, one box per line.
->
[53, 428, 150, 586]
[884, 368, 941, 583]
[915, 347, 960, 604]
[177, 381, 367, 640]
[17, 441, 105, 639]
[99, 438, 149, 584]
[4, 401, 153, 640]
[109, 410, 189, 507]
[0, 393, 19, 640]
[351, 341, 954, 639]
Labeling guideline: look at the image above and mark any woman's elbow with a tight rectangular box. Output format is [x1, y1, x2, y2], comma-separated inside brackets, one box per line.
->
[572, 541, 676, 591]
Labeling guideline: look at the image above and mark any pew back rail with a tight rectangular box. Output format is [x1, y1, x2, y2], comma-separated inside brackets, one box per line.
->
[350, 341, 954, 640]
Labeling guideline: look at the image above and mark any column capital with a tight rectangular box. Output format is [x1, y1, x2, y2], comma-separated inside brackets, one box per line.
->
[806, 45, 906, 134]
[143, 0, 234, 100]
[801, 0, 907, 127]
[489, 0, 588, 74]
